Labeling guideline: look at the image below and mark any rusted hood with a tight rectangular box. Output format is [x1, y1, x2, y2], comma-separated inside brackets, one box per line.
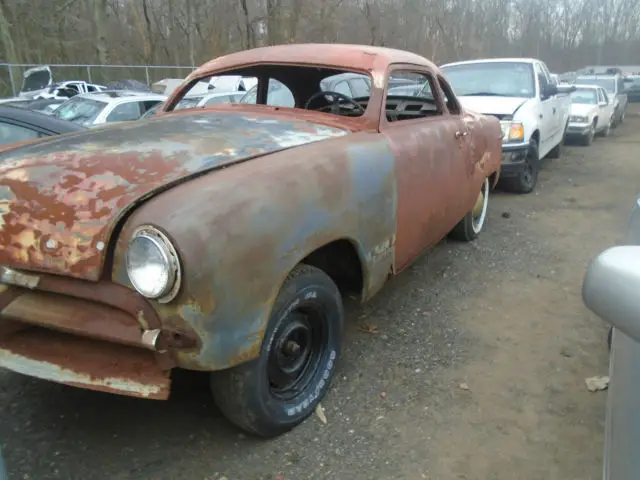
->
[0, 112, 348, 280]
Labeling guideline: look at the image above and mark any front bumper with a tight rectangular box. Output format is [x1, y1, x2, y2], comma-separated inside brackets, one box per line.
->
[566, 122, 592, 136]
[499, 143, 529, 178]
[0, 269, 199, 400]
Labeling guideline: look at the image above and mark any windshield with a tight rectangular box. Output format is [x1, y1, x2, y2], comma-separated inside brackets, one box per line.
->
[576, 77, 616, 94]
[53, 97, 106, 126]
[571, 88, 598, 105]
[441, 62, 535, 98]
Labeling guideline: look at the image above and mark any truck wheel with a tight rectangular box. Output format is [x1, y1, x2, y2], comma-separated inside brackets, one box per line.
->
[581, 122, 595, 146]
[612, 108, 620, 128]
[501, 142, 539, 194]
[619, 109, 625, 124]
[450, 177, 489, 242]
[211, 264, 344, 437]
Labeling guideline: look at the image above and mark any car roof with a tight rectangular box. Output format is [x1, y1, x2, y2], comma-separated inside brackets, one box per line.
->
[191, 44, 437, 79]
[441, 58, 540, 68]
[0, 105, 87, 134]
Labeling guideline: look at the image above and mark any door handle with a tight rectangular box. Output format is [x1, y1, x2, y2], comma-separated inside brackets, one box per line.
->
[455, 130, 468, 139]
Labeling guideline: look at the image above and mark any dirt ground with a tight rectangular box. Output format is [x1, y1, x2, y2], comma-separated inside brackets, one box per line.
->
[2, 105, 640, 480]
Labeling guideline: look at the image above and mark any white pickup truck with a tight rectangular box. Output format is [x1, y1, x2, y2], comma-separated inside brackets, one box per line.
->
[441, 58, 574, 194]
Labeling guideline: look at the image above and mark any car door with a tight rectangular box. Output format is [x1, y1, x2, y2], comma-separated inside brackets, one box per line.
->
[105, 101, 144, 123]
[599, 88, 615, 126]
[534, 62, 557, 154]
[381, 65, 473, 271]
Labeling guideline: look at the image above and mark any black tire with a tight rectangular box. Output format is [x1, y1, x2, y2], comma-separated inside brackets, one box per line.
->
[581, 122, 595, 146]
[450, 177, 489, 242]
[500, 141, 539, 194]
[612, 108, 620, 128]
[211, 264, 344, 437]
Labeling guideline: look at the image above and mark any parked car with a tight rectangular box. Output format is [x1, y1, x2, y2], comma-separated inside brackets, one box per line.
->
[566, 84, 615, 145]
[175, 91, 245, 110]
[16, 66, 105, 101]
[34, 81, 107, 100]
[0, 444, 6, 480]
[575, 74, 629, 127]
[582, 193, 640, 480]
[0, 44, 501, 438]
[624, 75, 640, 102]
[0, 105, 86, 146]
[52, 90, 165, 126]
[441, 58, 574, 194]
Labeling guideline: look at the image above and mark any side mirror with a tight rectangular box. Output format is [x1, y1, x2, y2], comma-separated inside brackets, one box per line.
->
[583, 246, 640, 343]
[542, 84, 558, 97]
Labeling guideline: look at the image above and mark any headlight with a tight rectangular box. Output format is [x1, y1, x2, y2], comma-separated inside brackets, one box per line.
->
[126, 226, 181, 303]
[500, 121, 524, 143]
[570, 115, 589, 123]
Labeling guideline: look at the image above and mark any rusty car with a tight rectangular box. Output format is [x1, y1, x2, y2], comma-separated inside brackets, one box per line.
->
[0, 44, 501, 437]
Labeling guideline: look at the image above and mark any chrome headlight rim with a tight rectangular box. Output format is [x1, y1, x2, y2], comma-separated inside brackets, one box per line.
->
[126, 225, 182, 304]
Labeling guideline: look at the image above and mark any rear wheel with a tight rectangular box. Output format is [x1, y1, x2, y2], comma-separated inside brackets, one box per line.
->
[211, 264, 344, 437]
[450, 177, 489, 242]
[501, 142, 539, 194]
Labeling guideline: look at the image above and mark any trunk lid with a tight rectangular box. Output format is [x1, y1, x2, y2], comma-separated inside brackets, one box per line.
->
[0, 111, 347, 280]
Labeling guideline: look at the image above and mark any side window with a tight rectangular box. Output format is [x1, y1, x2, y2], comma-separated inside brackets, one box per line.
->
[349, 78, 370, 98]
[597, 89, 604, 103]
[86, 85, 98, 92]
[385, 71, 440, 122]
[437, 76, 461, 114]
[535, 64, 550, 98]
[0, 121, 42, 146]
[333, 80, 352, 97]
[106, 102, 143, 122]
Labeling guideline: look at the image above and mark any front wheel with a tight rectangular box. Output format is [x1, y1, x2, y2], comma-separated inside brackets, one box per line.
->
[500, 142, 539, 194]
[211, 264, 344, 437]
[450, 177, 489, 242]
[581, 122, 595, 146]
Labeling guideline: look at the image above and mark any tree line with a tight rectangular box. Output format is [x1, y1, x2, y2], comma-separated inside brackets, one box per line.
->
[1, 0, 640, 75]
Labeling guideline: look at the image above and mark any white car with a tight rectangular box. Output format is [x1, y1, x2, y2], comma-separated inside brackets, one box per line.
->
[140, 91, 246, 119]
[566, 84, 615, 145]
[52, 90, 166, 127]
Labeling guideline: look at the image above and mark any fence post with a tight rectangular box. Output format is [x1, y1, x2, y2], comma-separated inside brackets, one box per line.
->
[86, 65, 92, 83]
[7, 65, 15, 97]
[145, 66, 150, 86]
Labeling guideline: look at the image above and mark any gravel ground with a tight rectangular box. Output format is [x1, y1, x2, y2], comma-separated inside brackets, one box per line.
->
[2, 105, 640, 480]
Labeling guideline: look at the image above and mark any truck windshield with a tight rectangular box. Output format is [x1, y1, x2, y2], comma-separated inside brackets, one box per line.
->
[576, 77, 616, 94]
[441, 62, 535, 98]
[570, 88, 598, 105]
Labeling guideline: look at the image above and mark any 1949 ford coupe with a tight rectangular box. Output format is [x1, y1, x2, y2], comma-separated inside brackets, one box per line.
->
[0, 44, 501, 437]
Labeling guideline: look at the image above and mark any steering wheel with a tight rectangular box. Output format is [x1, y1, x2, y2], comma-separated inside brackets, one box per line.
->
[304, 91, 365, 115]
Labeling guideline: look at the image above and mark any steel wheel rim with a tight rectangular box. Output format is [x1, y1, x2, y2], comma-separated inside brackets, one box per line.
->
[268, 304, 327, 401]
[472, 178, 490, 234]
[522, 161, 534, 188]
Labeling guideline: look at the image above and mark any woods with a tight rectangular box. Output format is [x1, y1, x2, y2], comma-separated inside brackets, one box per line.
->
[1, 0, 640, 74]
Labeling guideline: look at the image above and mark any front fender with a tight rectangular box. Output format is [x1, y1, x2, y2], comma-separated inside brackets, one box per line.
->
[112, 133, 398, 371]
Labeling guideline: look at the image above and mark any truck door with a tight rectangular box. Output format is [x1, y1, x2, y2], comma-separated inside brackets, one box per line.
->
[534, 62, 557, 157]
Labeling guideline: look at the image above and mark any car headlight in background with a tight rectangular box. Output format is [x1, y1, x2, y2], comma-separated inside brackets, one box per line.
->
[570, 115, 589, 123]
[126, 225, 181, 303]
[500, 121, 525, 143]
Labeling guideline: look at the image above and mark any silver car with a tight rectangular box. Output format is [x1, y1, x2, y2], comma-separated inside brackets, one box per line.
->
[583, 194, 640, 480]
[52, 90, 166, 127]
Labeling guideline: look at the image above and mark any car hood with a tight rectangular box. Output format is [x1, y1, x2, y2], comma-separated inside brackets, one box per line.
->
[0, 111, 348, 281]
[570, 103, 597, 117]
[457, 96, 530, 116]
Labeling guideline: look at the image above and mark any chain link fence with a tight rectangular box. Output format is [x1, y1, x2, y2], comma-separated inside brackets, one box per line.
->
[0, 63, 196, 98]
